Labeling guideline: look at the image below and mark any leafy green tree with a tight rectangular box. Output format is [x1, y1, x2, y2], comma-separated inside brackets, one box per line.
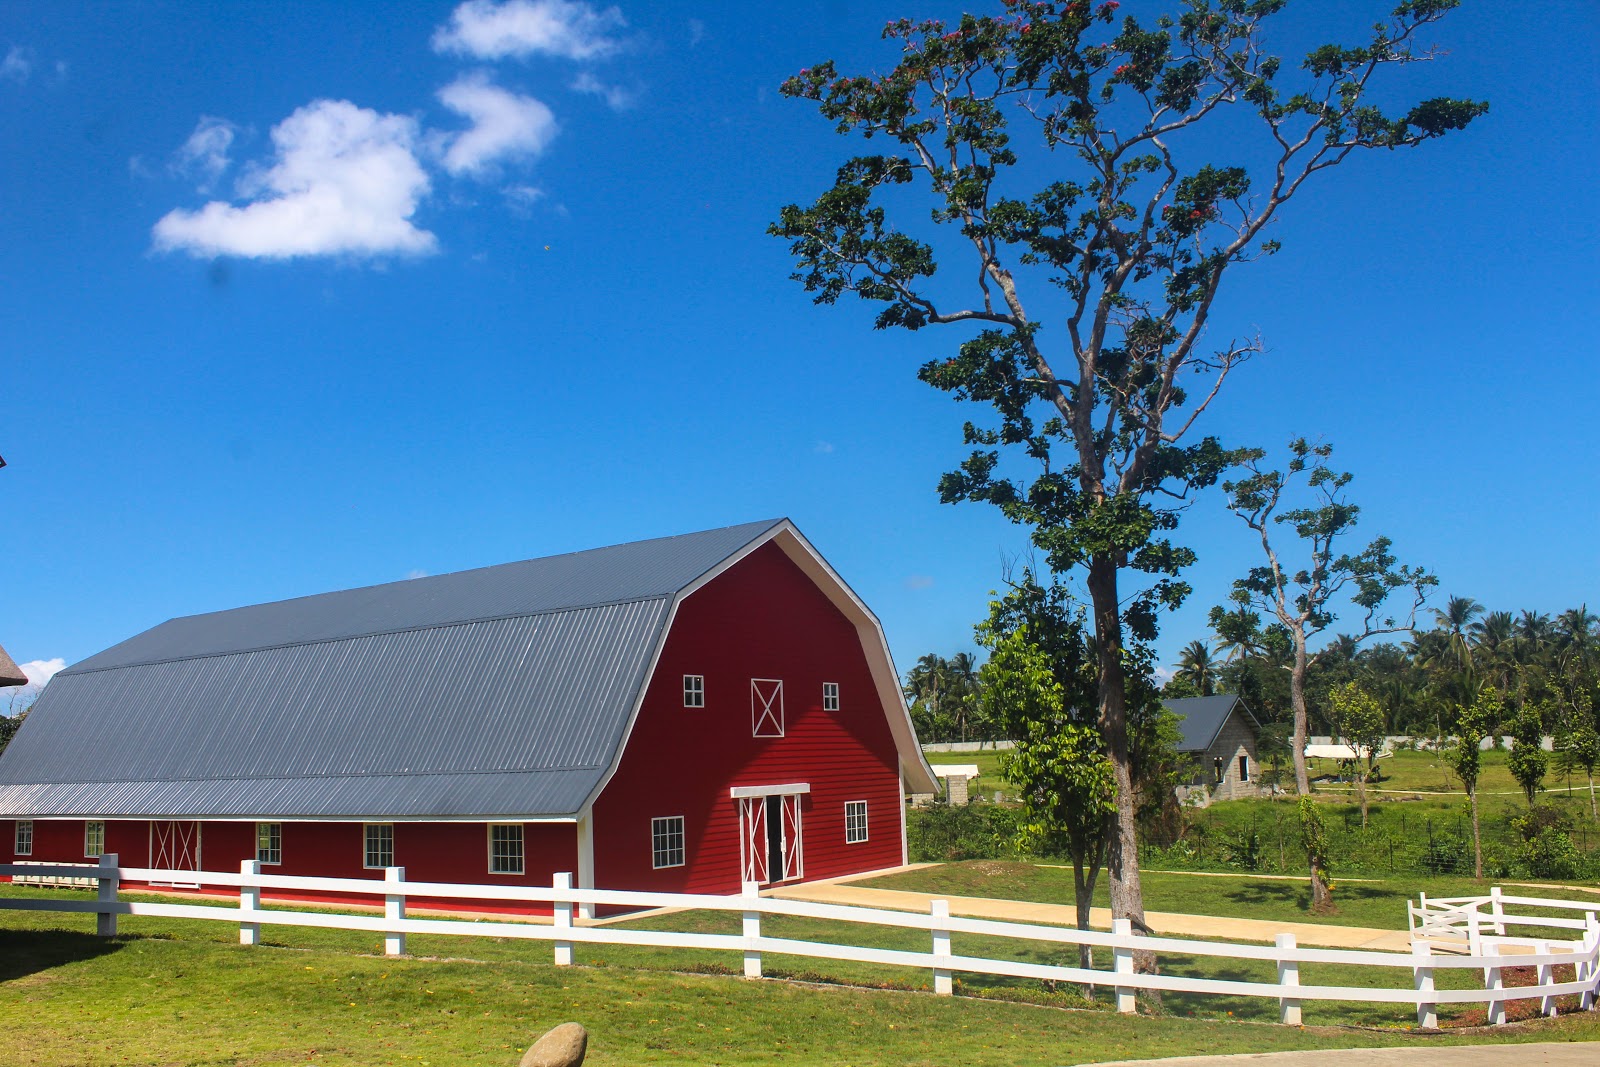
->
[981, 623, 1113, 968]
[1448, 685, 1501, 879]
[1326, 680, 1385, 828]
[1507, 700, 1549, 807]
[1217, 438, 1433, 903]
[774, 1, 1483, 938]
[1553, 691, 1600, 819]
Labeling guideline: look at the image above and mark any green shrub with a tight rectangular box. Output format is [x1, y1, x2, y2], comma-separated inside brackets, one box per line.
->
[907, 799, 1026, 862]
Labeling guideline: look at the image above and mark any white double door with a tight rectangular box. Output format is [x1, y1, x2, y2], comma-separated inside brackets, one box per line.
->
[737, 793, 803, 885]
[149, 820, 201, 887]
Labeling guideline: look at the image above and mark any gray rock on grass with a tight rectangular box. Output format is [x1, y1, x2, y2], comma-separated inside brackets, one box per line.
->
[520, 1022, 587, 1067]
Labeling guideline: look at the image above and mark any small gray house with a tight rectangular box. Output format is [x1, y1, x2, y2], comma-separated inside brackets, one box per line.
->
[1166, 694, 1263, 804]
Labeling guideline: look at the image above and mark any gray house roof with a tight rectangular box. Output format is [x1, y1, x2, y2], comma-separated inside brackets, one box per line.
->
[1164, 694, 1261, 753]
[0, 519, 935, 820]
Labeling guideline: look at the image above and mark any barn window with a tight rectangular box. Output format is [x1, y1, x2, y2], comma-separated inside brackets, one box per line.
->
[751, 678, 784, 737]
[822, 682, 839, 712]
[14, 820, 32, 856]
[1239, 755, 1250, 783]
[488, 824, 524, 875]
[84, 821, 105, 858]
[683, 674, 705, 708]
[256, 823, 281, 866]
[364, 823, 395, 869]
[845, 801, 869, 844]
[651, 816, 685, 869]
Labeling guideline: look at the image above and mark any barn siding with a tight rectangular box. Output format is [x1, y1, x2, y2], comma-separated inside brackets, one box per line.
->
[591, 541, 904, 895]
[2, 816, 576, 913]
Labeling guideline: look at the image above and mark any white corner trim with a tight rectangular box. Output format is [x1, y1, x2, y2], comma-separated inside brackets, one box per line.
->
[728, 783, 810, 799]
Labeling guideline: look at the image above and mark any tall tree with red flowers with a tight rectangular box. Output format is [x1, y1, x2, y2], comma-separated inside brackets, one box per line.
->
[771, 0, 1483, 956]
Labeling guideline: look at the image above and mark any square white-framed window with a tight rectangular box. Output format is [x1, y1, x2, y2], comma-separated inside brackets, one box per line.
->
[651, 816, 685, 869]
[84, 821, 105, 859]
[683, 674, 705, 708]
[845, 801, 869, 844]
[488, 823, 524, 875]
[751, 678, 784, 738]
[364, 823, 394, 869]
[256, 822, 282, 866]
[822, 682, 840, 712]
[14, 820, 33, 856]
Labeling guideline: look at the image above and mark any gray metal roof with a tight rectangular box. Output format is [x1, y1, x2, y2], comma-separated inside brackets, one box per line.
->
[1163, 694, 1260, 753]
[0, 521, 784, 819]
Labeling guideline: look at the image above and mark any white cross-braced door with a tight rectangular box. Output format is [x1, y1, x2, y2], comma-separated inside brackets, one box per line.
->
[738, 796, 768, 885]
[150, 820, 201, 887]
[780, 793, 804, 881]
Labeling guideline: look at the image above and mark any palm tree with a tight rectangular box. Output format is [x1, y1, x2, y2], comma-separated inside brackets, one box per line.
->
[1210, 605, 1263, 664]
[1516, 610, 1554, 663]
[1470, 610, 1516, 690]
[1433, 595, 1484, 671]
[1175, 640, 1218, 696]
[1556, 605, 1598, 670]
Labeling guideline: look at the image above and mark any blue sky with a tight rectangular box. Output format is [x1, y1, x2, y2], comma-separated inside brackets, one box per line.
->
[1, 1, 1595, 695]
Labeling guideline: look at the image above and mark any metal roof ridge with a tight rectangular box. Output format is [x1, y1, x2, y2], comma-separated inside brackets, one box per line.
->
[151, 517, 791, 627]
[57, 594, 673, 678]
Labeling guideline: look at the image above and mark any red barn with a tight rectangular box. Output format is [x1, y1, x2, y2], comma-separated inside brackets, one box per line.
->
[0, 520, 936, 905]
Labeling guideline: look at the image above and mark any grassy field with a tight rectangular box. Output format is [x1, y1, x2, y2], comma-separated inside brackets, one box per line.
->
[6, 874, 1600, 1063]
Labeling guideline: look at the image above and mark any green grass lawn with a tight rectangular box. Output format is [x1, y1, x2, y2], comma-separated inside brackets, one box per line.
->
[922, 746, 1020, 800]
[6, 876, 1600, 1062]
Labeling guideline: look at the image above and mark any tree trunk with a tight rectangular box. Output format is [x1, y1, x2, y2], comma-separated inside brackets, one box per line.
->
[1073, 859, 1095, 986]
[1358, 770, 1368, 828]
[1589, 772, 1596, 820]
[1287, 628, 1332, 905]
[1086, 555, 1154, 986]
[1469, 787, 1483, 879]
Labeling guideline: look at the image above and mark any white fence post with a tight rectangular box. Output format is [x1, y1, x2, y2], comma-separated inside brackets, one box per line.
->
[239, 859, 261, 946]
[1484, 944, 1506, 1026]
[1413, 941, 1437, 1029]
[1276, 933, 1301, 1025]
[95, 853, 119, 937]
[1584, 914, 1599, 1012]
[931, 899, 953, 995]
[1535, 939, 1556, 1018]
[553, 872, 573, 967]
[1113, 918, 1136, 1014]
[1490, 886, 1506, 936]
[742, 880, 762, 979]
[384, 866, 406, 957]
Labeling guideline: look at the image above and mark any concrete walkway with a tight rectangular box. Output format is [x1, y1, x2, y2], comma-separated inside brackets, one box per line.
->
[1073, 1043, 1598, 1067]
[767, 868, 1414, 951]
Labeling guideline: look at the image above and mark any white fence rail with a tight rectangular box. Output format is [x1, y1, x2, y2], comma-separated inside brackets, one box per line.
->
[4, 855, 1599, 1028]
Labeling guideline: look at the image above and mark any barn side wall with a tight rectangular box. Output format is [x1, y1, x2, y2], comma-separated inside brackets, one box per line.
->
[0, 817, 576, 913]
[591, 540, 905, 895]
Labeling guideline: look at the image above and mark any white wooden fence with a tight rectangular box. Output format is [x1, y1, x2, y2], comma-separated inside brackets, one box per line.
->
[3, 855, 1599, 1029]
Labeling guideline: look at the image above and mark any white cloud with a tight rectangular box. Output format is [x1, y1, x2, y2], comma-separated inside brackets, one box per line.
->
[1, 46, 32, 84]
[904, 575, 935, 590]
[171, 116, 239, 193]
[436, 72, 557, 177]
[405, 568, 430, 580]
[433, 0, 626, 61]
[687, 19, 706, 46]
[813, 441, 835, 455]
[152, 99, 435, 260]
[570, 71, 634, 111]
[19, 657, 65, 688]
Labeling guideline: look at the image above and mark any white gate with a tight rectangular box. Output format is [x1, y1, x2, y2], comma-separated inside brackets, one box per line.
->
[780, 793, 804, 881]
